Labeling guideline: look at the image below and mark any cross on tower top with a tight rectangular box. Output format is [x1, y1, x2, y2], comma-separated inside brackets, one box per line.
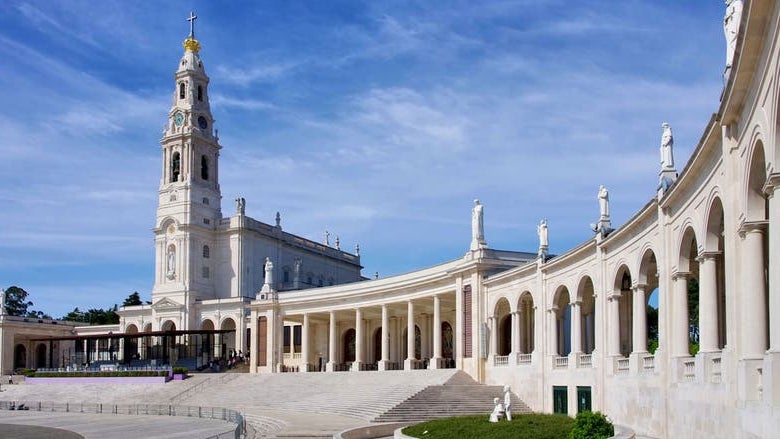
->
[187, 11, 198, 38]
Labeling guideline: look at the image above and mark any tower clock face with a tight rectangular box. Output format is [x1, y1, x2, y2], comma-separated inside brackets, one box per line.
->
[198, 115, 208, 129]
[173, 112, 184, 126]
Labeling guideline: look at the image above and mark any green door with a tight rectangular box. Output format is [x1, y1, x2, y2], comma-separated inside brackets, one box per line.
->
[577, 386, 592, 413]
[553, 386, 568, 414]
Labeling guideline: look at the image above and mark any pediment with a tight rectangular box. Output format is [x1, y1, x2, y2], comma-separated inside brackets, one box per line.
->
[151, 297, 183, 310]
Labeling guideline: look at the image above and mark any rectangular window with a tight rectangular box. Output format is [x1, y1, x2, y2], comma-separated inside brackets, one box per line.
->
[203, 218, 210, 225]
[293, 325, 302, 348]
[577, 386, 592, 413]
[463, 285, 472, 358]
[553, 386, 568, 414]
[202, 267, 210, 278]
[202, 197, 209, 205]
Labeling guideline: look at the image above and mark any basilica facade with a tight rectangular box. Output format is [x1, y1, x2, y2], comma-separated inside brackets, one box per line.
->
[1, 2, 778, 437]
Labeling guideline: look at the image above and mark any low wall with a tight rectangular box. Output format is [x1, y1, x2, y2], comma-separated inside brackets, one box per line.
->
[335, 422, 412, 439]
[25, 376, 169, 385]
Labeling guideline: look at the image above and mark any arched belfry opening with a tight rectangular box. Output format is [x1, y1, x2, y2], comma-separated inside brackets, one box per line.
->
[179, 82, 186, 99]
[171, 152, 181, 183]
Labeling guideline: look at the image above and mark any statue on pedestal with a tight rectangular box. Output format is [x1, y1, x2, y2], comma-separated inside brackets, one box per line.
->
[235, 197, 245, 215]
[260, 257, 275, 296]
[166, 247, 176, 279]
[471, 199, 486, 250]
[0, 289, 5, 316]
[724, 1, 744, 69]
[660, 123, 674, 170]
[537, 219, 549, 260]
[598, 185, 610, 220]
[592, 186, 613, 237]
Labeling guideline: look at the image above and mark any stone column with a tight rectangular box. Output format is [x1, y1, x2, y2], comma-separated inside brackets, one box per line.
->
[608, 295, 621, 356]
[327, 311, 337, 372]
[405, 301, 415, 369]
[302, 313, 310, 372]
[510, 311, 520, 355]
[672, 273, 690, 357]
[740, 224, 768, 358]
[352, 308, 364, 371]
[430, 295, 442, 369]
[698, 253, 719, 353]
[379, 304, 390, 370]
[571, 301, 582, 355]
[632, 285, 647, 354]
[489, 316, 498, 357]
[767, 181, 780, 352]
[549, 307, 558, 355]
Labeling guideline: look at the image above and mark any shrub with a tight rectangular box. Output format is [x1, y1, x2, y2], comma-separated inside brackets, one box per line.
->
[569, 411, 614, 439]
[22, 368, 36, 377]
[172, 367, 189, 375]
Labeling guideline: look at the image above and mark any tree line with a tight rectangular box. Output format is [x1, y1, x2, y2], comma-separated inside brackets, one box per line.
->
[2, 286, 148, 325]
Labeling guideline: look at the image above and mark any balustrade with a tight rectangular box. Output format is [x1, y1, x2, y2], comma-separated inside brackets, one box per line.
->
[577, 354, 592, 368]
[554, 356, 569, 369]
[494, 355, 509, 366]
[516, 353, 532, 365]
[616, 358, 630, 375]
[682, 359, 695, 382]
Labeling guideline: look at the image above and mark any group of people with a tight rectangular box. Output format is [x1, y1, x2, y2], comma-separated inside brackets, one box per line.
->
[205, 349, 248, 372]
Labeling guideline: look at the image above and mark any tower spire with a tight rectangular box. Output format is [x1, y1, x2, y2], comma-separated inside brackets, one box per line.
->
[183, 11, 201, 53]
[187, 11, 197, 38]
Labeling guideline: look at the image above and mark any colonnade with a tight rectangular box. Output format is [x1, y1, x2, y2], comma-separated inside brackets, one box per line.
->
[268, 293, 457, 372]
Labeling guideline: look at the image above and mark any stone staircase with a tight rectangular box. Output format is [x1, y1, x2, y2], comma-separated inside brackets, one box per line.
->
[373, 371, 532, 423]
[180, 369, 460, 422]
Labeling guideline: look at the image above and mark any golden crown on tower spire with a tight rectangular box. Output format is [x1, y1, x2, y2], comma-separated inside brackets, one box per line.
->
[183, 11, 201, 52]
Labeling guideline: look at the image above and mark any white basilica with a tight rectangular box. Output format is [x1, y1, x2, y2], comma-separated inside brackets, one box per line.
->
[1, 2, 779, 437]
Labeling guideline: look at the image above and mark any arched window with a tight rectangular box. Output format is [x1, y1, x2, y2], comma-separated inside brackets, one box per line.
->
[197, 85, 203, 101]
[170, 152, 181, 182]
[201, 155, 208, 180]
[283, 269, 290, 283]
[203, 245, 210, 258]
[179, 82, 186, 99]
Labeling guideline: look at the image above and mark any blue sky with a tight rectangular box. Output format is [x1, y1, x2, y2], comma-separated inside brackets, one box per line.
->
[0, 1, 725, 317]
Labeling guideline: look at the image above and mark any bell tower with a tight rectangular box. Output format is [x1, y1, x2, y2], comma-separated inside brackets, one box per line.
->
[152, 12, 222, 318]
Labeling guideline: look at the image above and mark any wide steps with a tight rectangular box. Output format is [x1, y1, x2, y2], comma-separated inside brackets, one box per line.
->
[373, 371, 532, 422]
[179, 369, 460, 422]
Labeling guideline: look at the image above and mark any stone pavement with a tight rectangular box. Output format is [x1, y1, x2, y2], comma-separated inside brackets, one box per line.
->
[0, 411, 234, 438]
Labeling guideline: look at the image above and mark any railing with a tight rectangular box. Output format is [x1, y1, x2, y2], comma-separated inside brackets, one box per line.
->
[37, 365, 171, 373]
[360, 363, 378, 371]
[577, 354, 592, 368]
[384, 361, 403, 371]
[516, 353, 532, 365]
[642, 355, 655, 373]
[292, 353, 301, 360]
[682, 359, 695, 382]
[493, 355, 509, 366]
[407, 359, 425, 370]
[710, 357, 722, 383]
[615, 358, 629, 375]
[554, 356, 568, 369]
[0, 400, 242, 439]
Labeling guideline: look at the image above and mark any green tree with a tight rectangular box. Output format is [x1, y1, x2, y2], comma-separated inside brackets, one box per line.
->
[62, 307, 87, 323]
[3, 286, 34, 316]
[122, 291, 143, 307]
[688, 277, 700, 355]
